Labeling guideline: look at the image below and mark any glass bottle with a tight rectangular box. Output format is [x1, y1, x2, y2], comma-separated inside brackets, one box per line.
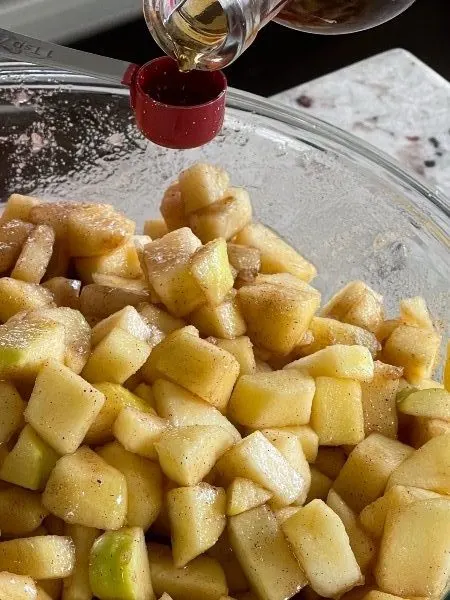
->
[143, 0, 416, 71]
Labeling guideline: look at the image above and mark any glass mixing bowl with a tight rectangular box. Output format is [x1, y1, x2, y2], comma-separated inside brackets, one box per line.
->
[0, 60, 448, 346]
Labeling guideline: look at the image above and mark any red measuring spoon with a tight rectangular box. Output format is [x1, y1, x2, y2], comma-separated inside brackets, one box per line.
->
[0, 28, 227, 150]
[124, 57, 227, 149]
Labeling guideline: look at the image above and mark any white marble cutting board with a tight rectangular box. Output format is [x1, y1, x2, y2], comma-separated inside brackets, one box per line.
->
[271, 48, 450, 199]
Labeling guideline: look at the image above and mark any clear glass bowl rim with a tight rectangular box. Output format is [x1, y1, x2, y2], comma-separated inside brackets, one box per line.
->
[0, 60, 449, 242]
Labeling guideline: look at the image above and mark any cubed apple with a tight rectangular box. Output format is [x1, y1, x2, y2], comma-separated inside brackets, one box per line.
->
[82, 327, 150, 384]
[42, 446, 127, 530]
[0, 425, 59, 490]
[25, 360, 105, 454]
[155, 425, 234, 486]
[228, 370, 315, 428]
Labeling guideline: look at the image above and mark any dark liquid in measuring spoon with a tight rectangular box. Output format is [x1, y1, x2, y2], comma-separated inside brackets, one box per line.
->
[142, 59, 225, 107]
[151, 81, 219, 106]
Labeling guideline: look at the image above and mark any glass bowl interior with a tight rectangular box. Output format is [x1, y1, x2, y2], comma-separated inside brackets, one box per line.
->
[0, 61, 448, 349]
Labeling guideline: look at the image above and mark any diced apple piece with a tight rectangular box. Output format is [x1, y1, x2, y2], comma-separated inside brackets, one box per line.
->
[213, 337, 256, 376]
[321, 281, 383, 334]
[228, 370, 315, 428]
[153, 379, 240, 442]
[86, 382, 155, 444]
[327, 489, 376, 572]
[80, 284, 150, 324]
[179, 163, 230, 214]
[234, 223, 316, 282]
[0, 219, 34, 274]
[227, 478, 272, 516]
[0, 381, 25, 444]
[298, 317, 380, 357]
[359, 361, 402, 439]
[143, 228, 204, 317]
[314, 447, 347, 480]
[375, 498, 450, 598]
[98, 441, 162, 530]
[168, 483, 226, 567]
[11, 307, 91, 374]
[63, 523, 99, 600]
[160, 183, 187, 231]
[0, 486, 48, 535]
[189, 188, 252, 243]
[333, 433, 414, 512]
[67, 204, 135, 257]
[409, 416, 450, 448]
[0, 278, 54, 322]
[281, 499, 363, 598]
[305, 467, 333, 503]
[82, 327, 150, 384]
[0, 535, 75, 579]
[155, 425, 234, 486]
[144, 219, 168, 239]
[11, 224, 55, 283]
[269, 425, 318, 463]
[144, 329, 239, 412]
[206, 532, 248, 594]
[261, 429, 310, 505]
[0, 425, 59, 490]
[29, 202, 85, 238]
[89, 527, 154, 600]
[148, 542, 228, 600]
[189, 291, 246, 339]
[399, 296, 434, 329]
[386, 433, 450, 494]
[216, 431, 306, 507]
[286, 344, 374, 382]
[0, 572, 37, 600]
[274, 506, 301, 524]
[2, 193, 40, 222]
[238, 281, 320, 355]
[311, 377, 364, 446]
[133, 381, 156, 409]
[75, 239, 142, 283]
[91, 306, 151, 347]
[42, 277, 81, 309]
[138, 302, 185, 330]
[359, 484, 442, 539]
[397, 387, 450, 420]
[91, 273, 147, 291]
[228, 504, 307, 600]
[190, 239, 234, 306]
[25, 360, 105, 454]
[382, 324, 440, 385]
[227, 243, 260, 280]
[113, 407, 168, 460]
[42, 446, 127, 530]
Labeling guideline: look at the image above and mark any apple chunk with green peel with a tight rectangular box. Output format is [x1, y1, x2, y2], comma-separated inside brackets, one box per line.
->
[89, 527, 154, 600]
[0, 425, 59, 490]
[0, 278, 55, 322]
[0, 318, 65, 379]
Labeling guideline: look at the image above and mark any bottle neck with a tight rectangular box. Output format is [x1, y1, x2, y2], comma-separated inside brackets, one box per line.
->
[143, 0, 287, 71]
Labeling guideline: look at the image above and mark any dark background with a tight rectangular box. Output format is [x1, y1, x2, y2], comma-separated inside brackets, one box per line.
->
[71, 0, 449, 97]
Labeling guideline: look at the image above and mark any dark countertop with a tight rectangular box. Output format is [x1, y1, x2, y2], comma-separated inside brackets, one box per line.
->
[71, 0, 449, 97]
